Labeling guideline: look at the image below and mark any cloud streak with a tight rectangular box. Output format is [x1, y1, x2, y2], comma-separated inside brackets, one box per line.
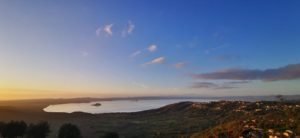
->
[143, 56, 165, 66]
[190, 82, 216, 88]
[226, 81, 250, 84]
[130, 50, 142, 58]
[174, 62, 186, 69]
[192, 63, 300, 81]
[127, 21, 135, 34]
[122, 21, 135, 37]
[190, 82, 236, 89]
[130, 44, 158, 58]
[95, 27, 102, 36]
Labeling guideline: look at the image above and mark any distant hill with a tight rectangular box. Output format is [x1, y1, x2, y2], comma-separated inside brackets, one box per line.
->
[1, 94, 299, 103]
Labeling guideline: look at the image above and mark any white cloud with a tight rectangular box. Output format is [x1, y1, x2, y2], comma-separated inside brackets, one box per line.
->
[150, 57, 165, 64]
[147, 44, 157, 52]
[130, 44, 157, 59]
[127, 21, 135, 34]
[143, 56, 165, 66]
[97, 21, 135, 38]
[104, 24, 113, 36]
[174, 62, 186, 69]
[122, 21, 135, 37]
[130, 50, 142, 58]
[96, 24, 114, 37]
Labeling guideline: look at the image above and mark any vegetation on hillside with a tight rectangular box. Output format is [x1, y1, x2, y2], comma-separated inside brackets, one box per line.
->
[0, 100, 299, 138]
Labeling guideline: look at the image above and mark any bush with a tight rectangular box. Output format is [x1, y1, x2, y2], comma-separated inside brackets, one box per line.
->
[2, 121, 27, 138]
[58, 123, 82, 138]
[26, 121, 50, 138]
[0, 122, 5, 137]
[103, 132, 119, 138]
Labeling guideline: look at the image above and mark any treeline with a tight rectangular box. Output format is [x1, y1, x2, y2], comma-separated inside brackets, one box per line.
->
[0, 121, 88, 138]
[0, 121, 119, 138]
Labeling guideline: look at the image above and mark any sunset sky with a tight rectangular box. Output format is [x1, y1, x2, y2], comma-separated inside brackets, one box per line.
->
[0, 0, 300, 100]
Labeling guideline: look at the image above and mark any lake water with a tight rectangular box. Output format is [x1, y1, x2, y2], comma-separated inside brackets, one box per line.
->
[44, 99, 216, 114]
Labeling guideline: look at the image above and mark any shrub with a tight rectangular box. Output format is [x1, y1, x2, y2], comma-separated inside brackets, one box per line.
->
[2, 121, 27, 138]
[26, 121, 50, 138]
[0, 122, 5, 137]
[58, 123, 82, 138]
[103, 132, 119, 138]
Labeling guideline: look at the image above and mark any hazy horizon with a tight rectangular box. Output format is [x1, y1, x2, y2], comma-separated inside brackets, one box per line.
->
[1, 1, 300, 100]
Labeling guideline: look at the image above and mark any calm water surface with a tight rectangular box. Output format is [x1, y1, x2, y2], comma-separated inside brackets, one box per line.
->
[44, 99, 215, 114]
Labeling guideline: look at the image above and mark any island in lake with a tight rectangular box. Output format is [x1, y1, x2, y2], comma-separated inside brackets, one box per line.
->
[92, 103, 101, 107]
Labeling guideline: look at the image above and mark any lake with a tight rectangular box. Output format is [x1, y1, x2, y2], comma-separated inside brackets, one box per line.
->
[44, 98, 216, 114]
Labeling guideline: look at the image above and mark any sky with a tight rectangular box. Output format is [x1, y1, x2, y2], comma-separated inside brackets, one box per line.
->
[0, 0, 300, 100]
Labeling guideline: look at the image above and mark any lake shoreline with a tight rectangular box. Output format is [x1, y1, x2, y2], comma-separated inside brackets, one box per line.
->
[43, 98, 217, 114]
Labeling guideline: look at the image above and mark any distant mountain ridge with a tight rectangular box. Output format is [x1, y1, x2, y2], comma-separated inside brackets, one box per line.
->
[1, 94, 299, 103]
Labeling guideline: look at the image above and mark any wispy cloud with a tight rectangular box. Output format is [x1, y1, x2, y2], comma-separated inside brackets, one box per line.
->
[226, 81, 250, 84]
[191, 63, 300, 81]
[96, 24, 114, 37]
[95, 27, 102, 36]
[148, 44, 157, 52]
[174, 62, 186, 69]
[149, 56, 165, 64]
[130, 50, 142, 58]
[190, 82, 216, 88]
[130, 44, 158, 58]
[143, 56, 165, 66]
[190, 82, 236, 89]
[104, 24, 113, 36]
[214, 86, 237, 89]
[122, 21, 135, 37]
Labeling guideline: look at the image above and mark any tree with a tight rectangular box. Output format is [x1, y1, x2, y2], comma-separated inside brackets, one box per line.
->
[0, 122, 5, 137]
[26, 121, 50, 138]
[2, 121, 27, 138]
[58, 123, 82, 138]
[103, 132, 119, 138]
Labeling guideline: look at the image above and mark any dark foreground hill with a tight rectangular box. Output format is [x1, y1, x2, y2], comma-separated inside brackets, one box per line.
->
[0, 99, 299, 138]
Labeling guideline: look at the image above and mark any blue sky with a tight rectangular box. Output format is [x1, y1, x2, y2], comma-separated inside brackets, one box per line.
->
[0, 0, 300, 99]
